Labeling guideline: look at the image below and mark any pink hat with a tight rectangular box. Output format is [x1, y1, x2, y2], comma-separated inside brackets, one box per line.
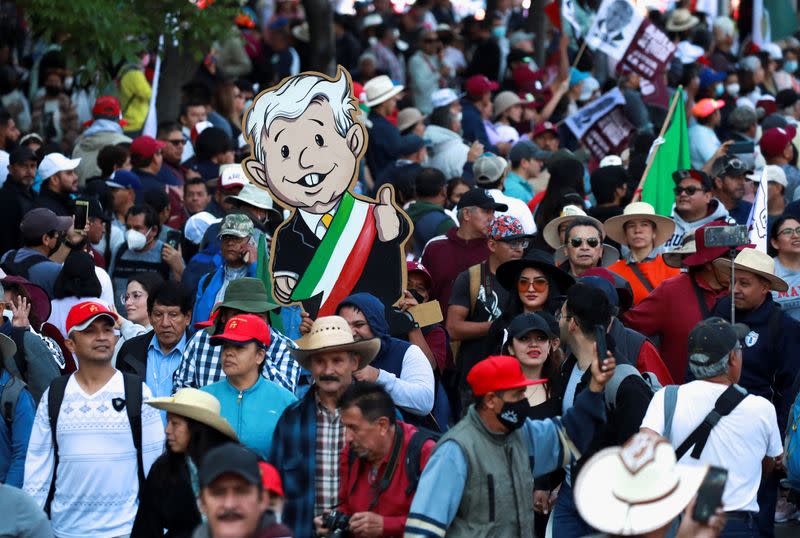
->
[690, 98, 725, 119]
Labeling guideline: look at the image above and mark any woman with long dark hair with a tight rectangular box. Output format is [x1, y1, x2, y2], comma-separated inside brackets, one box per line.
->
[131, 388, 238, 538]
[47, 250, 103, 338]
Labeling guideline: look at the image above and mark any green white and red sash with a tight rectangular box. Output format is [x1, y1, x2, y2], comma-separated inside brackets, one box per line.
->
[291, 193, 377, 316]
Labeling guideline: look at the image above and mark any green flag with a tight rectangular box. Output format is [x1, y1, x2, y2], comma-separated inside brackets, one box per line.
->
[641, 91, 690, 216]
[256, 234, 284, 332]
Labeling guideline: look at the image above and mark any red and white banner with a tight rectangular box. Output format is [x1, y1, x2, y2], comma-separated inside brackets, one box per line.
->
[565, 88, 635, 161]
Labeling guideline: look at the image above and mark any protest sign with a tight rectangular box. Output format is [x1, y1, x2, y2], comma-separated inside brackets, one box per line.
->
[585, 0, 642, 61]
[617, 20, 676, 81]
[565, 88, 635, 161]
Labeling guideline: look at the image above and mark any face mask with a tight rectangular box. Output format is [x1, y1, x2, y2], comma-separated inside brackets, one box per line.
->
[492, 26, 506, 39]
[714, 83, 724, 97]
[126, 228, 149, 251]
[496, 398, 530, 431]
[64, 76, 74, 91]
[785, 61, 798, 74]
[454, 111, 463, 123]
[726, 83, 740, 97]
[44, 85, 61, 97]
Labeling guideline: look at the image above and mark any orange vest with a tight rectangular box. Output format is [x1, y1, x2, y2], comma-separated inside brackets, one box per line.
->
[608, 255, 680, 305]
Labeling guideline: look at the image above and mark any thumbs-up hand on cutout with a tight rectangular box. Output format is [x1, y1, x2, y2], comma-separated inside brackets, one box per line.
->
[374, 185, 401, 242]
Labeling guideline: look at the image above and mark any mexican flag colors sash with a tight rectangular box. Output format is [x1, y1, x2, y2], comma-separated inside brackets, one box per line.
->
[291, 193, 377, 316]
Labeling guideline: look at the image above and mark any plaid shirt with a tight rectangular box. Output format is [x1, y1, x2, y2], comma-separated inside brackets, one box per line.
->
[314, 398, 344, 516]
[172, 327, 300, 394]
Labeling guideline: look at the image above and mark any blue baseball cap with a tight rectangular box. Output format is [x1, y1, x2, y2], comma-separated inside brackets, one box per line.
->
[106, 170, 142, 191]
[699, 68, 726, 90]
[569, 67, 590, 87]
[399, 134, 425, 156]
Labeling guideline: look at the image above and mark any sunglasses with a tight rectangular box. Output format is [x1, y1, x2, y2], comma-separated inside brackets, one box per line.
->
[723, 158, 747, 175]
[778, 226, 800, 237]
[569, 237, 601, 248]
[502, 239, 530, 250]
[167, 138, 186, 146]
[517, 277, 549, 293]
[673, 186, 704, 196]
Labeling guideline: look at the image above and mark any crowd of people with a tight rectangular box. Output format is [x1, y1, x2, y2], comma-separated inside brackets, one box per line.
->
[2, 0, 800, 537]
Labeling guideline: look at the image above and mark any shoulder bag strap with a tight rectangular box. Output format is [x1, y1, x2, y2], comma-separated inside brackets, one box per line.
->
[45, 374, 71, 516]
[122, 373, 145, 500]
[689, 277, 711, 319]
[675, 384, 747, 460]
[628, 262, 655, 292]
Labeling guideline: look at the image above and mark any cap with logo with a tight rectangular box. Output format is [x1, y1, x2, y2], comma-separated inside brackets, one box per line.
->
[218, 163, 249, 190]
[473, 153, 508, 185]
[687, 317, 749, 371]
[38, 153, 81, 180]
[20, 208, 73, 241]
[199, 443, 262, 488]
[532, 121, 558, 138]
[130, 135, 166, 160]
[65, 301, 118, 335]
[209, 314, 271, 348]
[456, 188, 509, 211]
[218, 213, 254, 238]
[467, 355, 546, 396]
[711, 154, 750, 178]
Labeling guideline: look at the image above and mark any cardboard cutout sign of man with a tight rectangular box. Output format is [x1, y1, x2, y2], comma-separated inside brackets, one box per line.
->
[243, 66, 411, 317]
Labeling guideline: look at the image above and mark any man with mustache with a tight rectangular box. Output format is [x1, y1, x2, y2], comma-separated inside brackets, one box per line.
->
[269, 316, 380, 537]
[243, 67, 411, 317]
[23, 301, 165, 538]
[197, 443, 293, 538]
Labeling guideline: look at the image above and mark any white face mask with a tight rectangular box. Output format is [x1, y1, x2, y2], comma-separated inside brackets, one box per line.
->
[125, 228, 150, 251]
[726, 83, 740, 97]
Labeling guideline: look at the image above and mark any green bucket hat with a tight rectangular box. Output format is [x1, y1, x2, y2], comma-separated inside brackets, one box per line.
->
[212, 278, 279, 314]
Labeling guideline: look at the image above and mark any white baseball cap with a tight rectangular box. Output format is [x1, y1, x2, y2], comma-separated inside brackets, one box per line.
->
[218, 163, 249, 190]
[184, 212, 221, 245]
[600, 155, 623, 168]
[431, 88, 462, 109]
[748, 165, 788, 187]
[38, 153, 81, 180]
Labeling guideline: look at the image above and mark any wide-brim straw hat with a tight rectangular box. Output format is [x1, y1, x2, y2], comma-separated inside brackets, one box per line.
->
[554, 243, 621, 268]
[713, 247, 788, 292]
[397, 107, 426, 132]
[364, 75, 404, 107]
[291, 316, 380, 370]
[147, 388, 238, 440]
[574, 433, 708, 536]
[666, 8, 700, 32]
[604, 202, 676, 247]
[542, 205, 604, 250]
[663, 233, 696, 268]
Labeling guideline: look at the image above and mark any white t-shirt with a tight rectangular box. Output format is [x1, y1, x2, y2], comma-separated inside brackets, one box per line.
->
[641, 381, 782, 512]
[487, 188, 537, 235]
[23, 371, 165, 538]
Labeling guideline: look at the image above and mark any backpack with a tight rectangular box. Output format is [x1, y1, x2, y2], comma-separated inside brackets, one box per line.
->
[603, 363, 662, 410]
[1, 375, 26, 429]
[449, 263, 482, 361]
[785, 383, 800, 488]
[0, 250, 49, 280]
[44, 372, 145, 515]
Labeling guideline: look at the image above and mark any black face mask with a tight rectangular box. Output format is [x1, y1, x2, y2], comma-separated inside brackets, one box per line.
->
[48, 234, 64, 256]
[496, 398, 530, 431]
[44, 85, 61, 97]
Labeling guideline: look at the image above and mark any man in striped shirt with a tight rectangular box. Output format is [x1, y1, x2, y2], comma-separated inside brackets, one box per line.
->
[172, 278, 301, 394]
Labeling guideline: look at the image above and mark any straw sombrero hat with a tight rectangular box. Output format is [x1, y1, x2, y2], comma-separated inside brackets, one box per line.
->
[147, 388, 238, 440]
[291, 316, 381, 370]
[575, 433, 708, 535]
[604, 202, 676, 248]
[713, 247, 788, 292]
[542, 205, 604, 250]
[663, 232, 696, 268]
[666, 8, 700, 32]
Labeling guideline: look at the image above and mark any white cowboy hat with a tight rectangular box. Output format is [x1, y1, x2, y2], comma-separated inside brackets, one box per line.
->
[666, 8, 700, 32]
[713, 247, 789, 292]
[542, 205, 605, 250]
[291, 316, 381, 371]
[364, 75, 404, 108]
[575, 433, 708, 536]
[604, 202, 676, 248]
[147, 388, 238, 440]
[663, 232, 696, 268]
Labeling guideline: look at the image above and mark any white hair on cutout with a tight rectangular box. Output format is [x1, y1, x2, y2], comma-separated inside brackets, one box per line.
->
[245, 69, 357, 160]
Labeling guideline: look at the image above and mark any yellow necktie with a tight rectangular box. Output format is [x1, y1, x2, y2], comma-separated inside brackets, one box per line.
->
[320, 213, 333, 229]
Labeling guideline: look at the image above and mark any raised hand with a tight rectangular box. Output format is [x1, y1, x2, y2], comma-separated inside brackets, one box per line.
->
[374, 186, 401, 242]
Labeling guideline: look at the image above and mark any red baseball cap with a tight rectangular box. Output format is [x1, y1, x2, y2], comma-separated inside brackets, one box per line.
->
[194, 308, 219, 330]
[465, 75, 499, 98]
[130, 135, 166, 160]
[760, 126, 797, 159]
[209, 314, 271, 347]
[406, 261, 433, 290]
[85, 96, 127, 127]
[690, 98, 725, 119]
[258, 461, 285, 497]
[467, 355, 546, 396]
[66, 301, 118, 336]
[533, 121, 558, 138]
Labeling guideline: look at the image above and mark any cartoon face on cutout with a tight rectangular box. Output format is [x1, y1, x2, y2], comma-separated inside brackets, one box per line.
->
[243, 68, 366, 214]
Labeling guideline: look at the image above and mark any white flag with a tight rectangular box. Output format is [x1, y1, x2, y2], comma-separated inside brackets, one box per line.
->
[748, 168, 768, 253]
[142, 34, 164, 138]
[585, 0, 642, 61]
[562, 0, 582, 39]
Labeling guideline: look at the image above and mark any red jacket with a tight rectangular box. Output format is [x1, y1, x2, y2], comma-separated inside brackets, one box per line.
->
[338, 422, 435, 537]
[622, 272, 727, 384]
[421, 227, 489, 319]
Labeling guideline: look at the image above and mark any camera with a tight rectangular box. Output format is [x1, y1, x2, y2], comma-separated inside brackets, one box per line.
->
[703, 224, 749, 248]
[320, 510, 351, 537]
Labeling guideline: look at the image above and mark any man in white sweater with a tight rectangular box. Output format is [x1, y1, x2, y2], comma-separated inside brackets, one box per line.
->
[24, 301, 164, 538]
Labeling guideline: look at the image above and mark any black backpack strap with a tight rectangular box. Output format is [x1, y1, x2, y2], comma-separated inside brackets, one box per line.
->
[44, 374, 72, 516]
[1, 250, 48, 280]
[675, 384, 747, 460]
[628, 263, 654, 292]
[2, 376, 26, 426]
[122, 372, 145, 500]
[404, 429, 441, 495]
[689, 277, 711, 319]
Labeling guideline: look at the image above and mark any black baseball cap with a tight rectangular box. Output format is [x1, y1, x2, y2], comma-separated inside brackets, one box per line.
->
[711, 154, 751, 178]
[776, 89, 799, 110]
[687, 317, 749, 369]
[456, 188, 509, 211]
[507, 312, 555, 340]
[9, 146, 37, 165]
[199, 443, 262, 488]
[20, 208, 72, 241]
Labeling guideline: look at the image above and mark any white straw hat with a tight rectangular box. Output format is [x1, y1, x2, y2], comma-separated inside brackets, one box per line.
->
[713, 247, 788, 292]
[542, 205, 604, 250]
[147, 388, 238, 440]
[604, 202, 676, 247]
[291, 316, 380, 370]
[363, 75, 404, 107]
[575, 433, 708, 535]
